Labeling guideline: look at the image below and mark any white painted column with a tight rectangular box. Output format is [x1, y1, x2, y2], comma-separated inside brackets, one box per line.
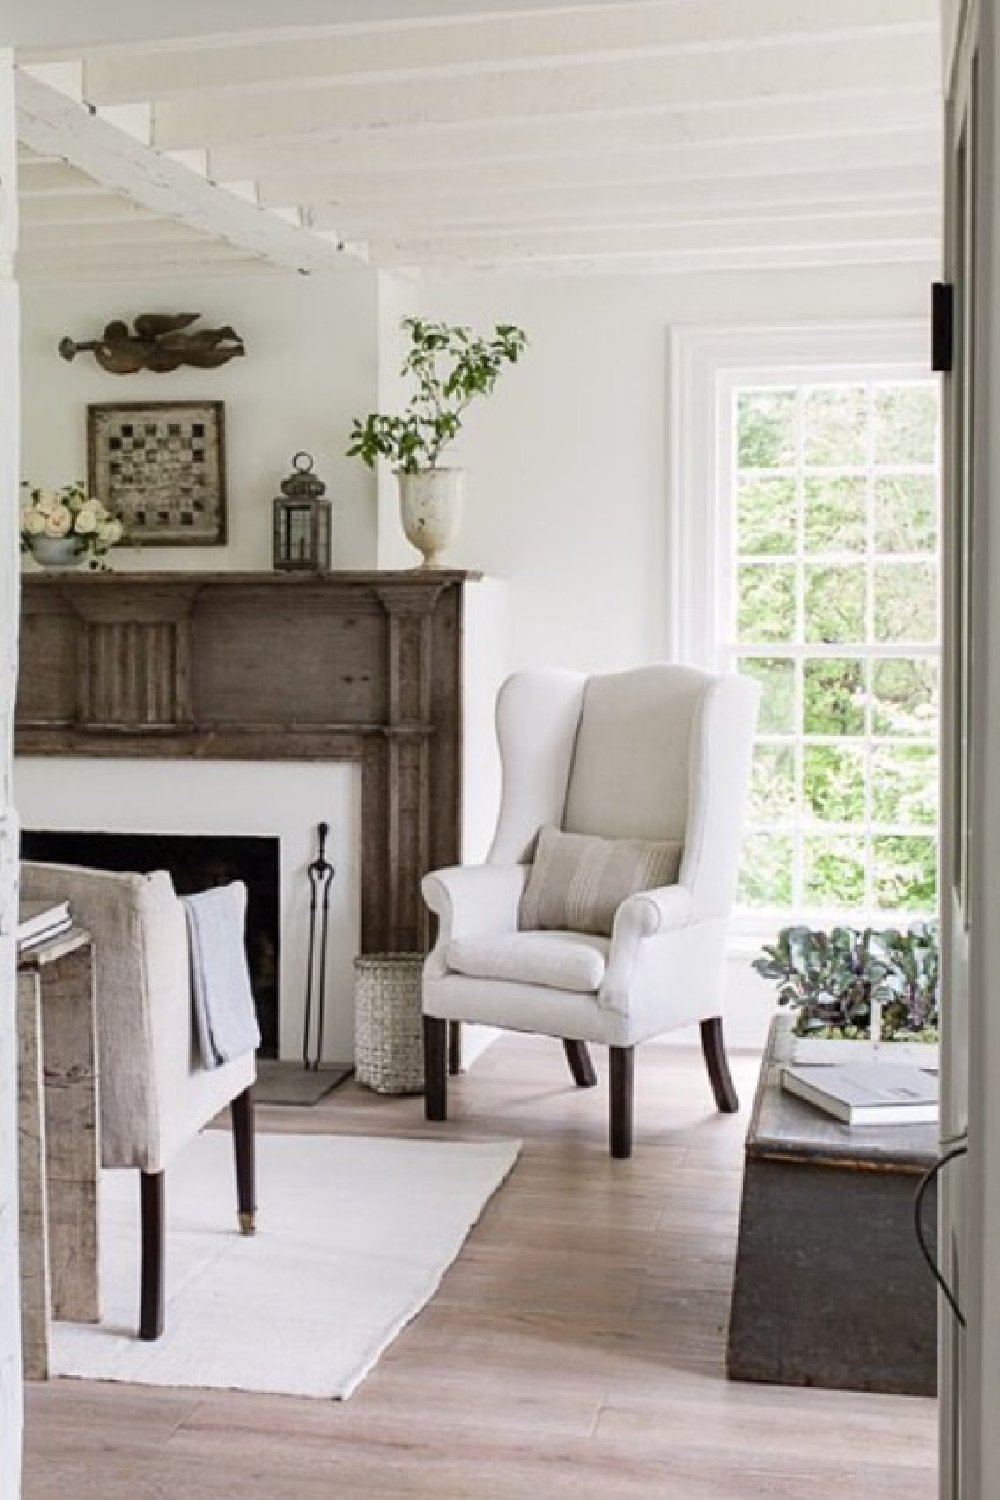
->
[0, 46, 22, 1500]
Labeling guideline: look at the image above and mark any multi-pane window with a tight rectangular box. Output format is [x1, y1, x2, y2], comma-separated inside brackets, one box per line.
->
[723, 378, 939, 920]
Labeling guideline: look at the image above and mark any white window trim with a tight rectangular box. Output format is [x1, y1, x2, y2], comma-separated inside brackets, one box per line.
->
[667, 319, 935, 946]
[667, 320, 931, 666]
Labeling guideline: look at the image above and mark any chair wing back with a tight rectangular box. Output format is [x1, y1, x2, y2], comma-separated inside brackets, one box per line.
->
[563, 665, 710, 842]
[562, 665, 760, 918]
[676, 672, 760, 918]
[20, 860, 191, 1172]
[488, 669, 587, 865]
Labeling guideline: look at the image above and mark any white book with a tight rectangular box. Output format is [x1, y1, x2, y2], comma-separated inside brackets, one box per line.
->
[17, 898, 72, 950]
[781, 1061, 939, 1126]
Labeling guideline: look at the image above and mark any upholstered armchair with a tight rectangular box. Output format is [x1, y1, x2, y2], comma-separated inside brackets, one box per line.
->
[19, 860, 258, 1339]
[421, 665, 760, 1157]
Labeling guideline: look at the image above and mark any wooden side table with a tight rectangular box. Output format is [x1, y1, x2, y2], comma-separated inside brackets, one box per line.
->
[16, 927, 100, 1380]
[726, 1017, 939, 1397]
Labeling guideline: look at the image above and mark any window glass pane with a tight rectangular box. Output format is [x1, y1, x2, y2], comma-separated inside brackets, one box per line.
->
[738, 564, 796, 642]
[871, 746, 937, 826]
[872, 386, 938, 464]
[872, 835, 937, 910]
[739, 832, 794, 906]
[872, 562, 937, 643]
[750, 745, 796, 821]
[871, 658, 937, 736]
[803, 476, 867, 552]
[803, 658, 865, 734]
[804, 564, 865, 642]
[803, 836, 866, 906]
[737, 475, 797, 554]
[872, 475, 937, 553]
[738, 657, 796, 733]
[731, 372, 938, 919]
[803, 385, 867, 467]
[803, 745, 866, 823]
[737, 389, 796, 468]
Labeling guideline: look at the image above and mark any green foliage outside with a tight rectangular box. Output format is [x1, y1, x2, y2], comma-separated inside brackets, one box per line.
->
[733, 379, 939, 917]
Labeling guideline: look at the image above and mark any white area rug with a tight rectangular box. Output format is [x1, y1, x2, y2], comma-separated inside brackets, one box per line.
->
[52, 1130, 520, 1399]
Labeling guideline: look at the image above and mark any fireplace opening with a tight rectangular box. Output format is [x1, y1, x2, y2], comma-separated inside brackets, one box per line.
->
[20, 828, 281, 1059]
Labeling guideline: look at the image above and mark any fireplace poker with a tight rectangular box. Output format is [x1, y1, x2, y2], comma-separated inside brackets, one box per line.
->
[302, 821, 335, 1070]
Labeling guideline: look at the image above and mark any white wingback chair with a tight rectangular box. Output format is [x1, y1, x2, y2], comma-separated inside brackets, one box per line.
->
[20, 860, 258, 1339]
[421, 665, 760, 1157]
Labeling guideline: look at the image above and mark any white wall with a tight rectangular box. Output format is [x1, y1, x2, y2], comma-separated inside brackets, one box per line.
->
[383, 261, 936, 673]
[20, 266, 381, 572]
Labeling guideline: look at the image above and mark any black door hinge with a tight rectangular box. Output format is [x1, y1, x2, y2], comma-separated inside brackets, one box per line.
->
[932, 282, 954, 373]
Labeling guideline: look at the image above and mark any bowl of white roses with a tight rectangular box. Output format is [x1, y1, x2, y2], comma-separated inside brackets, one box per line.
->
[20, 481, 127, 568]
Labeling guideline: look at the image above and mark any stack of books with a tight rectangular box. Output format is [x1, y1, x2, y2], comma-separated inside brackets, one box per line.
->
[17, 898, 72, 954]
[781, 1061, 938, 1126]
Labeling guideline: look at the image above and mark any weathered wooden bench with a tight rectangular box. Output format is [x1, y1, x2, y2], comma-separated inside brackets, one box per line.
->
[727, 1018, 938, 1397]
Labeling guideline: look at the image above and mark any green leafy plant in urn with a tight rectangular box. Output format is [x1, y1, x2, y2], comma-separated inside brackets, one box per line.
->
[347, 317, 527, 567]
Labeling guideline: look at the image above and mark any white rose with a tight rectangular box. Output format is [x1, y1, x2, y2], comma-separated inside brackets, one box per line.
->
[98, 519, 123, 545]
[33, 492, 57, 516]
[21, 508, 47, 536]
[74, 505, 99, 534]
[44, 505, 73, 538]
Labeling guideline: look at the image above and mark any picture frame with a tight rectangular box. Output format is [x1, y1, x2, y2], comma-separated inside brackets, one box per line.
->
[87, 400, 227, 546]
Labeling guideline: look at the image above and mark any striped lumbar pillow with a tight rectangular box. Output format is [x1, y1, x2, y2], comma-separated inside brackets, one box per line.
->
[519, 825, 683, 938]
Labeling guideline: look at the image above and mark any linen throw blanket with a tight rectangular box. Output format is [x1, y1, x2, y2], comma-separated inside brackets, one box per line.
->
[182, 881, 261, 1069]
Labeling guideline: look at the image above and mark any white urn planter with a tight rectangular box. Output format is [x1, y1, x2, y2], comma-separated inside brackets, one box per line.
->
[397, 468, 465, 569]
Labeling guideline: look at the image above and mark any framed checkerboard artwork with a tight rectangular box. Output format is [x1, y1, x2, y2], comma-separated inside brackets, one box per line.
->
[87, 400, 227, 546]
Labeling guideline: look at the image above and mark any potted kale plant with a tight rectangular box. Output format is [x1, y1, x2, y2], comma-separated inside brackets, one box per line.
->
[347, 317, 527, 567]
[753, 921, 939, 1064]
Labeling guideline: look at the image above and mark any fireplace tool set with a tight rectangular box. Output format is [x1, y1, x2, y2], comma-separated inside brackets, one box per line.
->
[302, 820, 335, 1071]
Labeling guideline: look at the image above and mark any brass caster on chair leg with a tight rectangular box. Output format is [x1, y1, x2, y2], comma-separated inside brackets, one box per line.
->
[238, 1210, 257, 1236]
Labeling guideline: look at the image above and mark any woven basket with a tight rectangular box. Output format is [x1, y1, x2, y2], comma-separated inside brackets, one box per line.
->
[354, 953, 425, 1095]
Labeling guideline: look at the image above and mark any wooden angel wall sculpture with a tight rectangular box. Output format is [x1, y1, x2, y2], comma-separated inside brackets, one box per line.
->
[58, 313, 246, 373]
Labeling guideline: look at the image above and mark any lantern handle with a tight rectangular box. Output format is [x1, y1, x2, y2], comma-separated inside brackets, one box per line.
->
[292, 450, 315, 472]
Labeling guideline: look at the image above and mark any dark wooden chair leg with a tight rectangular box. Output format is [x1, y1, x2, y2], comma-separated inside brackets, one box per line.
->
[700, 1016, 739, 1113]
[562, 1039, 597, 1088]
[231, 1087, 257, 1235]
[139, 1170, 165, 1341]
[424, 1015, 448, 1121]
[448, 1020, 463, 1076]
[609, 1045, 634, 1159]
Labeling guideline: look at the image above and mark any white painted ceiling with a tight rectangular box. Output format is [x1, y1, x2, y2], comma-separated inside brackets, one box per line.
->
[12, 0, 943, 280]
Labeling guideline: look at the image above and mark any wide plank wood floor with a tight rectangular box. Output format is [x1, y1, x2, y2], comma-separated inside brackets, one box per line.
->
[23, 1035, 938, 1499]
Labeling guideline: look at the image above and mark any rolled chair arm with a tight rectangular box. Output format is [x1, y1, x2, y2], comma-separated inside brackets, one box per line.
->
[422, 864, 528, 979]
[600, 883, 695, 1015]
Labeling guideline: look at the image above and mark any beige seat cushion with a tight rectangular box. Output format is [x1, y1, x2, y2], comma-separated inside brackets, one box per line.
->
[519, 825, 683, 937]
[447, 930, 609, 994]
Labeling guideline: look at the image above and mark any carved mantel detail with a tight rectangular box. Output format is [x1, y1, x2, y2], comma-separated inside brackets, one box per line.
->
[16, 571, 479, 955]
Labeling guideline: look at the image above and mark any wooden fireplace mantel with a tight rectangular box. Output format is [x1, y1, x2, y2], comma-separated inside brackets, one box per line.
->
[16, 570, 482, 954]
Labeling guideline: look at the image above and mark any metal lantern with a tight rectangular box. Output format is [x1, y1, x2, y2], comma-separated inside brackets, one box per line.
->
[272, 451, 332, 571]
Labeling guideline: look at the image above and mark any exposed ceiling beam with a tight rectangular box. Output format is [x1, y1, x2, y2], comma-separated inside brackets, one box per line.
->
[19, 191, 156, 223]
[299, 165, 940, 231]
[72, 0, 936, 104]
[19, 240, 271, 277]
[372, 239, 939, 274]
[16, 158, 109, 196]
[209, 106, 939, 189]
[370, 209, 941, 268]
[14, 67, 360, 272]
[400, 242, 939, 276]
[149, 33, 938, 149]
